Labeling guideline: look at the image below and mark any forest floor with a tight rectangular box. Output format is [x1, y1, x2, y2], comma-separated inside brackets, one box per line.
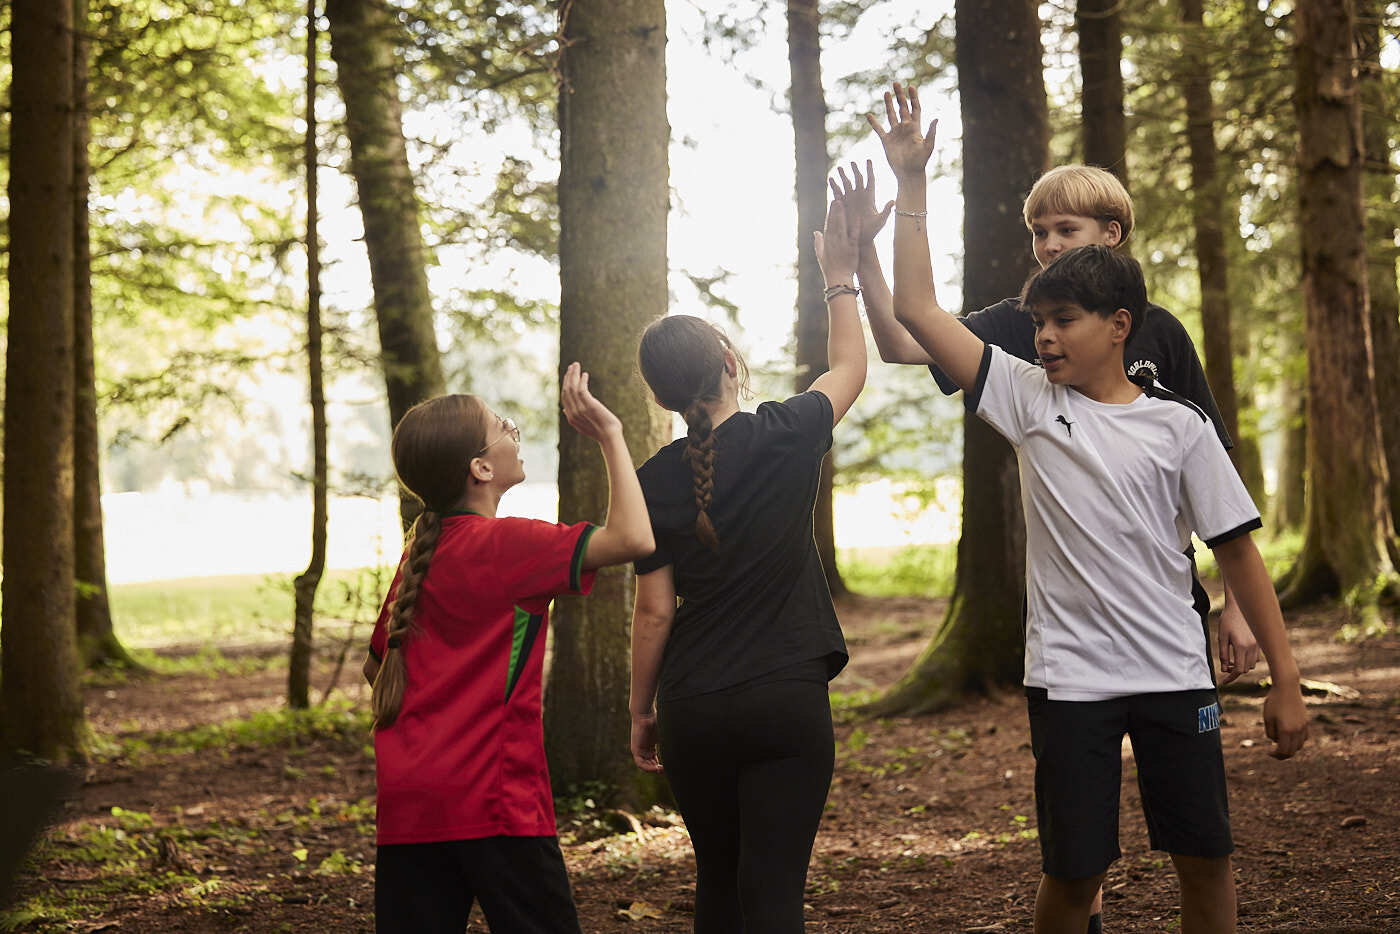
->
[4, 589, 1399, 933]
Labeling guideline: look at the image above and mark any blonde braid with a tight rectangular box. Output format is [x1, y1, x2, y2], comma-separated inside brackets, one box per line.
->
[372, 510, 443, 729]
[682, 401, 720, 551]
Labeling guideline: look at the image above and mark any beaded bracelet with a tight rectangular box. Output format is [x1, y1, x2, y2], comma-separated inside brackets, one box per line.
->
[823, 284, 861, 302]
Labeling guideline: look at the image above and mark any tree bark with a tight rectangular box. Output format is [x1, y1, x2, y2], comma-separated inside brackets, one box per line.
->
[72, 0, 136, 671]
[1178, 0, 1267, 505]
[325, 0, 444, 528]
[544, 0, 670, 806]
[1076, 0, 1128, 182]
[868, 0, 1047, 716]
[1282, 0, 1397, 613]
[3, 0, 87, 762]
[1356, 0, 1400, 532]
[291, 0, 328, 710]
[787, 0, 845, 597]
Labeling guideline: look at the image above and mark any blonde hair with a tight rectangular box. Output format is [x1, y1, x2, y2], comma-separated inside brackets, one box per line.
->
[1022, 165, 1134, 245]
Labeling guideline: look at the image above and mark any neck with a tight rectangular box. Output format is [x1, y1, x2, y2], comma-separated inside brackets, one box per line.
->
[457, 484, 504, 518]
[1070, 366, 1140, 404]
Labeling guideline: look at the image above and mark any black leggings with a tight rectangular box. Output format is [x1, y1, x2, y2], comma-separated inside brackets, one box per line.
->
[657, 676, 834, 933]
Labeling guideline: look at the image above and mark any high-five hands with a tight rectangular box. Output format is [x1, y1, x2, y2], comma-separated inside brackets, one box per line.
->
[813, 192, 860, 287]
[866, 82, 938, 182]
[834, 159, 894, 249]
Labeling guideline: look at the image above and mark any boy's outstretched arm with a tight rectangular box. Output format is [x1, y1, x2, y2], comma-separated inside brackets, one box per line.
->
[1211, 533, 1309, 759]
[867, 83, 983, 390]
[836, 160, 933, 365]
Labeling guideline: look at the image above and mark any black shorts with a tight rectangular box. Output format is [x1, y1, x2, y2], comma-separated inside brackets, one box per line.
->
[375, 835, 582, 934]
[1026, 687, 1233, 880]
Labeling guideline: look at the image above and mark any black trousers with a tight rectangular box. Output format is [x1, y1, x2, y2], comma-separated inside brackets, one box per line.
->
[375, 835, 582, 934]
[658, 675, 834, 933]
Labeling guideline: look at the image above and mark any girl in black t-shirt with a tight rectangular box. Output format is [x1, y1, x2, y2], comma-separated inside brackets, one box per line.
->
[627, 193, 869, 933]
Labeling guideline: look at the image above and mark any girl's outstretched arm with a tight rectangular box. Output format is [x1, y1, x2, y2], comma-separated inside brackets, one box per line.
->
[560, 362, 655, 570]
[810, 193, 868, 425]
[630, 566, 676, 773]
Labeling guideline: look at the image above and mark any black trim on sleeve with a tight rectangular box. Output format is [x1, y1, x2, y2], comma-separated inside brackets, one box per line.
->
[570, 523, 599, 592]
[1203, 517, 1263, 549]
[1132, 373, 1209, 424]
[963, 344, 994, 413]
[367, 643, 382, 663]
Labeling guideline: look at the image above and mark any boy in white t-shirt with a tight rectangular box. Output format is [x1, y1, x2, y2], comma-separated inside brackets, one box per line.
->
[884, 240, 1310, 930]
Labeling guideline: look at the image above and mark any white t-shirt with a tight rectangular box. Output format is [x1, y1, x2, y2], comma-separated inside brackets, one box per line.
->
[970, 345, 1261, 701]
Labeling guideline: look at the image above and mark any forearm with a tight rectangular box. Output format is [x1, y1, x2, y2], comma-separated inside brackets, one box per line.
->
[858, 249, 932, 364]
[583, 432, 654, 569]
[629, 611, 672, 716]
[1214, 537, 1301, 685]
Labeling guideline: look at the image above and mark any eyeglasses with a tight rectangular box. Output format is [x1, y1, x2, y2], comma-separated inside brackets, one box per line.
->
[477, 416, 520, 456]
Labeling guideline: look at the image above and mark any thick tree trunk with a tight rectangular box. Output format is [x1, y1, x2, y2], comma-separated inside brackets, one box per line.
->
[1282, 0, 1397, 613]
[291, 0, 327, 710]
[1179, 0, 1266, 505]
[325, 0, 444, 529]
[868, 0, 1047, 716]
[1356, 0, 1400, 532]
[544, 0, 670, 806]
[787, 0, 845, 597]
[72, 0, 136, 671]
[1076, 0, 1127, 182]
[3, 0, 87, 762]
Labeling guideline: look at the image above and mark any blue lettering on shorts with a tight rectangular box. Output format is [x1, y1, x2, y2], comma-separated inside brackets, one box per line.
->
[1197, 702, 1221, 733]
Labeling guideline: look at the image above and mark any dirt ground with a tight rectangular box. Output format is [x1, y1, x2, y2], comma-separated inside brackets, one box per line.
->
[6, 591, 1400, 933]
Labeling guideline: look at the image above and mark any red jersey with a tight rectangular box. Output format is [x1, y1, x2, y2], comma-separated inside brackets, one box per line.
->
[368, 513, 597, 845]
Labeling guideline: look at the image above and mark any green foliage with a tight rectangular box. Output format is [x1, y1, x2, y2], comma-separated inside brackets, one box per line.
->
[839, 543, 957, 597]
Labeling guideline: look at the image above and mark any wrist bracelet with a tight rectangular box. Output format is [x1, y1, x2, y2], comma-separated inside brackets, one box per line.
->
[823, 283, 860, 302]
[896, 209, 928, 218]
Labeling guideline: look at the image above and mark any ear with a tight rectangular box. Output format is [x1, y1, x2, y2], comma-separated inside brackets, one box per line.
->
[1111, 307, 1132, 343]
[723, 348, 737, 378]
[468, 455, 494, 485]
[1102, 219, 1123, 248]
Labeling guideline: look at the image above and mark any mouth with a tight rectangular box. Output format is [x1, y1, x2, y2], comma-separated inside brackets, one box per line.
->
[1041, 353, 1065, 372]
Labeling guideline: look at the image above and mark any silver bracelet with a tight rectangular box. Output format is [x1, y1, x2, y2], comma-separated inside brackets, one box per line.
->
[823, 283, 860, 302]
[896, 209, 928, 218]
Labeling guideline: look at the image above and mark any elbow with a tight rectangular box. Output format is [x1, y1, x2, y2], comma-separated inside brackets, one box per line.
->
[627, 528, 656, 562]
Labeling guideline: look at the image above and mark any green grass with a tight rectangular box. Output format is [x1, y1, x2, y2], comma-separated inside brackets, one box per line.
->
[1190, 529, 1302, 582]
[839, 544, 957, 597]
[109, 566, 393, 649]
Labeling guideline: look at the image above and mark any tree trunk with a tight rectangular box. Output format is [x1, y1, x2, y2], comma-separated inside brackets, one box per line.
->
[72, 0, 136, 671]
[544, 0, 670, 806]
[325, 0, 444, 529]
[1178, 0, 1266, 505]
[290, 0, 327, 710]
[868, 0, 1047, 716]
[3, 0, 87, 762]
[1356, 0, 1400, 532]
[787, 0, 845, 597]
[1076, 0, 1127, 182]
[1281, 0, 1397, 614]
[1271, 377, 1308, 531]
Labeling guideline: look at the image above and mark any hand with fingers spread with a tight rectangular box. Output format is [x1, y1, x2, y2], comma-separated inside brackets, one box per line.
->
[560, 361, 622, 443]
[836, 159, 895, 250]
[813, 191, 860, 288]
[866, 81, 938, 182]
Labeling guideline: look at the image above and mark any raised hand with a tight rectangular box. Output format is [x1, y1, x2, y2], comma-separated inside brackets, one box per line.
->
[560, 361, 622, 442]
[866, 82, 938, 182]
[813, 192, 860, 286]
[836, 159, 894, 248]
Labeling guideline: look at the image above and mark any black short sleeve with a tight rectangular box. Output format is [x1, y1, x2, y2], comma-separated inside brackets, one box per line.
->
[928, 299, 1037, 394]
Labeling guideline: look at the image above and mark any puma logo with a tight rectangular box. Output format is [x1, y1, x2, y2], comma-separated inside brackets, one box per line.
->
[1055, 415, 1074, 437]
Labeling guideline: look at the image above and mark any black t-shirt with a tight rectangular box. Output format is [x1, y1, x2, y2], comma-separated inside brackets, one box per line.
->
[928, 298, 1233, 450]
[634, 390, 849, 701]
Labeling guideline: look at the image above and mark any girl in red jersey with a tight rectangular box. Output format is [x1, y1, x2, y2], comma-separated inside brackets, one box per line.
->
[362, 363, 653, 934]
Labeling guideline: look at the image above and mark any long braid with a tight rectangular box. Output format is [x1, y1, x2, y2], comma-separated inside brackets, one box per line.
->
[682, 400, 720, 551]
[372, 509, 443, 729]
